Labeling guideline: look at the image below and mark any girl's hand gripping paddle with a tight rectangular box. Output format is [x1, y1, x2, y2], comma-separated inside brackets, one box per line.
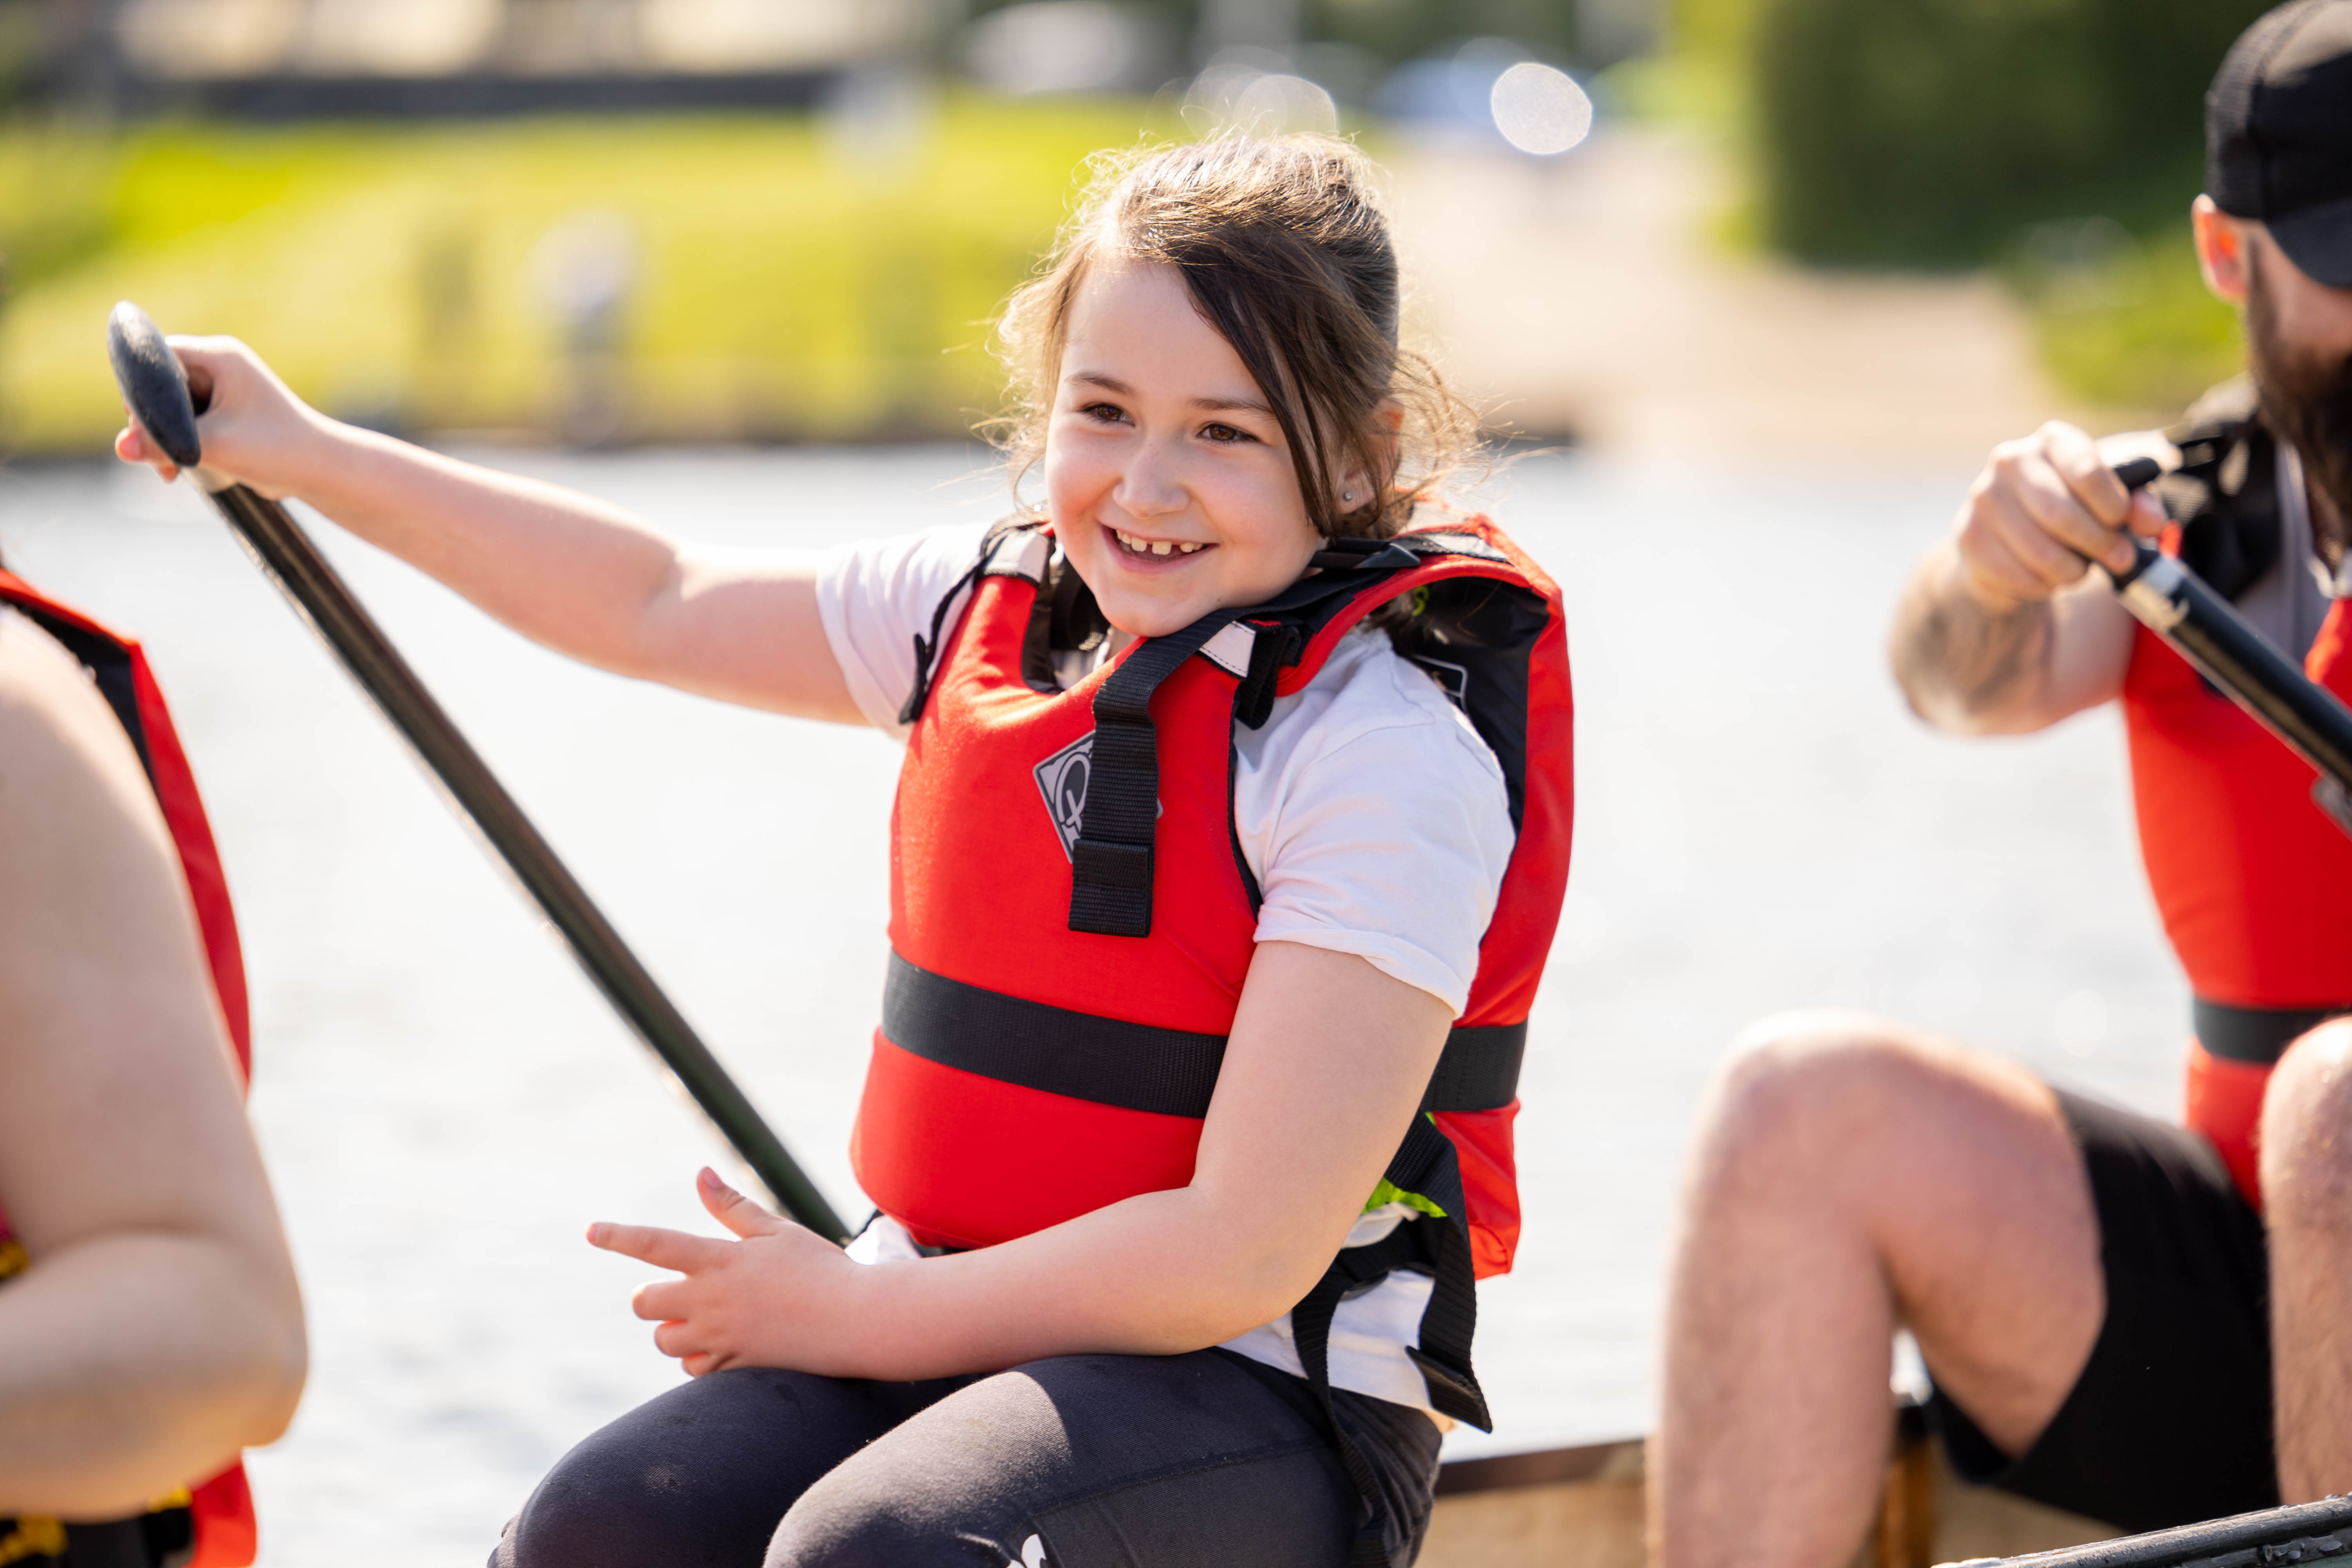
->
[106, 301, 849, 1242]
[2103, 454, 2352, 837]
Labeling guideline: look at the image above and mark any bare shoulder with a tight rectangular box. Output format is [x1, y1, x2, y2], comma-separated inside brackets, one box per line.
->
[0, 606, 171, 875]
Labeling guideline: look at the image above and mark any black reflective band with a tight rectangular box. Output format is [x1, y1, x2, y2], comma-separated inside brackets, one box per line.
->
[2193, 996, 2352, 1065]
[884, 952, 1225, 1116]
[882, 953, 1523, 1117]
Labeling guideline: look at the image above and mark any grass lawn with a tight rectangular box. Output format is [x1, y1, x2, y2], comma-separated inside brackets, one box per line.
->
[0, 96, 1177, 455]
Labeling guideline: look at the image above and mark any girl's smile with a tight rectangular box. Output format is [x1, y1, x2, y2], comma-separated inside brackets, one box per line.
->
[1045, 259, 1331, 641]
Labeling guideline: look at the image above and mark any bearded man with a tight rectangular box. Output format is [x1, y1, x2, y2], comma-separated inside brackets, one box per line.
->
[1651, 4, 2352, 1563]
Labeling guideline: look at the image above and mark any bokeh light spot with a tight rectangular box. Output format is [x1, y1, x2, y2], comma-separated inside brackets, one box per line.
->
[1489, 62, 1592, 156]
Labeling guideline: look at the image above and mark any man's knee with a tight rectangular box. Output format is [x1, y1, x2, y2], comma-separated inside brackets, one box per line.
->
[2262, 1018, 2352, 1225]
[1690, 1011, 1951, 1199]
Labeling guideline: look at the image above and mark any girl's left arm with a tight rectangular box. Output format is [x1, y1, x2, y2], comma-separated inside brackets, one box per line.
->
[597, 939, 1453, 1379]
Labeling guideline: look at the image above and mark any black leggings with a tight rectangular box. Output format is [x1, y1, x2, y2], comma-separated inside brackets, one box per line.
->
[490, 1348, 1442, 1568]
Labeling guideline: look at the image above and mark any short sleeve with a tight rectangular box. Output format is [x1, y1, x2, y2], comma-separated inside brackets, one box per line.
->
[1236, 636, 1516, 1014]
[815, 521, 997, 740]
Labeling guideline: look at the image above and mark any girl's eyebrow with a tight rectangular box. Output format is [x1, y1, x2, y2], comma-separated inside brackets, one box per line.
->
[1065, 371, 1274, 417]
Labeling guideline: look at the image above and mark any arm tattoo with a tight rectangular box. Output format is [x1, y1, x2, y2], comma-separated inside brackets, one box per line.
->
[1889, 567, 2053, 727]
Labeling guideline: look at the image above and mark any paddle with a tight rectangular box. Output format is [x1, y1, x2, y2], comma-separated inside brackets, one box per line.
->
[1951, 1491, 2352, 1568]
[2105, 455, 2352, 834]
[105, 301, 849, 1242]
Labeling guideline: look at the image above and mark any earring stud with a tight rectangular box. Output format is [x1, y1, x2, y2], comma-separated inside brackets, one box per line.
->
[1342, 490, 1355, 503]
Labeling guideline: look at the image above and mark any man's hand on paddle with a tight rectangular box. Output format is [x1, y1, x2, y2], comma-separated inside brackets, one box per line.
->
[113, 336, 325, 501]
[591, 1167, 866, 1377]
[1952, 420, 2169, 613]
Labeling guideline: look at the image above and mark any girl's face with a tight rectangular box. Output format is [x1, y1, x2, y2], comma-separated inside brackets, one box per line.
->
[1045, 258, 1330, 641]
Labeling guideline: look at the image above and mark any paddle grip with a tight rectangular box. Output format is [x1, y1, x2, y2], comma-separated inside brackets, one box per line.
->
[108, 301, 205, 468]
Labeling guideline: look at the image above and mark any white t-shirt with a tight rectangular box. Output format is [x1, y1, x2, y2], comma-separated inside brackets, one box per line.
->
[819, 520, 1517, 1416]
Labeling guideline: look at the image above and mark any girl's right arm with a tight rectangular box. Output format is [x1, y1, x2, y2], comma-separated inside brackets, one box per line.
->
[115, 337, 865, 725]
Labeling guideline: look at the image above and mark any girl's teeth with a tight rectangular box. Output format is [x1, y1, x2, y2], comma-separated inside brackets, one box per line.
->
[1111, 528, 1205, 556]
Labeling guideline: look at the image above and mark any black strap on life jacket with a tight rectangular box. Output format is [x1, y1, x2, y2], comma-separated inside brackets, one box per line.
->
[1068, 564, 1388, 936]
[882, 952, 1525, 1115]
[897, 519, 1044, 728]
[1, 597, 158, 785]
[1068, 535, 1494, 938]
[2192, 995, 2352, 1065]
[1291, 1114, 1489, 1567]
[2159, 380, 2283, 604]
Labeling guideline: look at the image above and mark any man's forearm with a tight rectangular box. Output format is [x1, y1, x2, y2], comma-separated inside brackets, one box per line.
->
[1890, 543, 2058, 734]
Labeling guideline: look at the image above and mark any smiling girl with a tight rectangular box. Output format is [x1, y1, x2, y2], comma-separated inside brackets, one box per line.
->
[120, 135, 1572, 1568]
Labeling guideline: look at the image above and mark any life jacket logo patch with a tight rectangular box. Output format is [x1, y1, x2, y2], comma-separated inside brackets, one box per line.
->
[1033, 733, 1093, 861]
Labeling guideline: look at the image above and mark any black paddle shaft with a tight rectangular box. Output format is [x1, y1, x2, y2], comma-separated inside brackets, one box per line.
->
[1959, 1491, 2352, 1568]
[2106, 455, 2352, 836]
[105, 301, 849, 1241]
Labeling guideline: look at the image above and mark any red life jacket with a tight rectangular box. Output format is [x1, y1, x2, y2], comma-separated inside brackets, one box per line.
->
[849, 514, 1572, 1430]
[2121, 397, 2352, 1207]
[0, 572, 260, 1568]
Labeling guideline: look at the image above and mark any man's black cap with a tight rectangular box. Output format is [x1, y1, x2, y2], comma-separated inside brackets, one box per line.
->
[2209, 0, 2352, 288]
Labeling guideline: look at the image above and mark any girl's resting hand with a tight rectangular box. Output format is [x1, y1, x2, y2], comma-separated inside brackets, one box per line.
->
[591, 1167, 872, 1378]
[113, 336, 335, 501]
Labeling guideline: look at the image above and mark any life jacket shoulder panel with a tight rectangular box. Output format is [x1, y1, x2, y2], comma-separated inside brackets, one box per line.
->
[852, 516, 1572, 1283]
[0, 573, 259, 1568]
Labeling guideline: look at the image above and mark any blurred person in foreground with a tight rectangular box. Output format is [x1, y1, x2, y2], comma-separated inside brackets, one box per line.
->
[0, 557, 305, 1566]
[1652, 3, 2352, 1562]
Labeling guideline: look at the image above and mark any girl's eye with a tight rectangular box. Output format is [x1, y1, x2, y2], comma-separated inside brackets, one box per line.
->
[1200, 422, 1253, 444]
[1079, 402, 1129, 425]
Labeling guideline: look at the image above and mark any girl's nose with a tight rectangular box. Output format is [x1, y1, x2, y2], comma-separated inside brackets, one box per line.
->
[1112, 439, 1188, 519]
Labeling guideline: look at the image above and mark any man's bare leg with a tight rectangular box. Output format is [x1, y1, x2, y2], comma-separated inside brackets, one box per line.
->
[1650, 1012, 2105, 1568]
[2262, 1018, 2352, 1502]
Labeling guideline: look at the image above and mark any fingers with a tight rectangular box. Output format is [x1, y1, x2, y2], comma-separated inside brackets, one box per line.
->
[2007, 424, 2137, 573]
[586, 1220, 724, 1273]
[1958, 423, 2140, 603]
[164, 337, 239, 413]
[652, 1318, 735, 1376]
[652, 1317, 702, 1361]
[697, 1167, 786, 1240]
[631, 1277, 692, 1322]
[113, 422, 179, 483]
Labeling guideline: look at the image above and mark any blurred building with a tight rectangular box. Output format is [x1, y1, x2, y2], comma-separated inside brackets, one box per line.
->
[18, 0, 939, 115]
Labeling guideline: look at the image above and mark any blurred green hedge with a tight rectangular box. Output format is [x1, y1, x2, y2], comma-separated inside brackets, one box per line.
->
[1668, 0, 2264, 412]
[0, 98, 1173, 455]
[1744, 0, 2267, 267]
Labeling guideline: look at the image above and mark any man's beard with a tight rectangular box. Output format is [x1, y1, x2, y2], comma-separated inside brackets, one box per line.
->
[2249, 248, 2352, 554]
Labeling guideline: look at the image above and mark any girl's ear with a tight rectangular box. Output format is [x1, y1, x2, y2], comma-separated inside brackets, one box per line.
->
[1335, 401, 1405, 514]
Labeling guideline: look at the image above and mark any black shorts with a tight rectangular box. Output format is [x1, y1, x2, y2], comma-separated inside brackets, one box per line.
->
[1925, 1090, 2275, 1533]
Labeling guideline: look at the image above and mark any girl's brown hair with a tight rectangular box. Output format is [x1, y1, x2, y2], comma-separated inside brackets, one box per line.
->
[991, 134, 1477, 540]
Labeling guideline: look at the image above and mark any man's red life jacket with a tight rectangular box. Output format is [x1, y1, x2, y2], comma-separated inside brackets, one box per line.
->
[2121, 395, 2352, 1207]
[848, 515, 1572, 1428]
[2122, 600, 2352, 1206]
[0, 572, 260, 1568]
